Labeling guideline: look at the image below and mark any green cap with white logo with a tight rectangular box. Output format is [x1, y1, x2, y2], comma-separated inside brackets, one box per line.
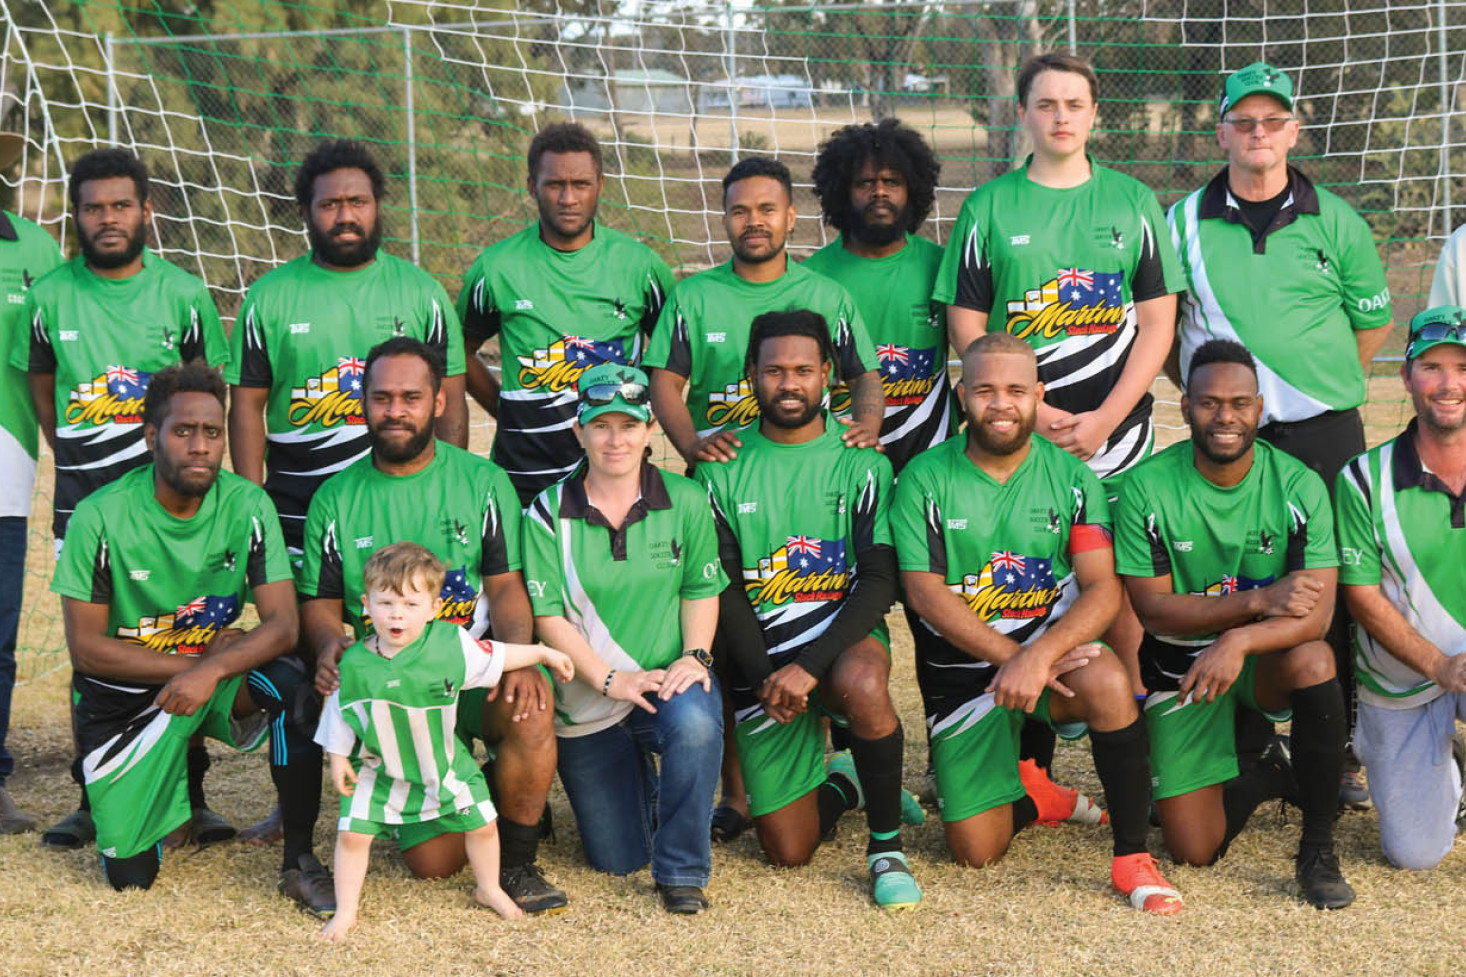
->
[576, 362, 652, 424]
[1405, 304, 1466, 361]
[1220, 62, 1294, 115]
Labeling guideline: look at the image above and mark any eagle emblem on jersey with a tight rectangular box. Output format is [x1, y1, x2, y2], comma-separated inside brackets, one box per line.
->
[612, 298, 630, 321]
[116, 593, 242, 655]
[518, 335, 627, 392]
[954, 551, 1061, 621]
[1005, 267, 1126, 342]
[288, 355, 365, 428]
[743, 536, 850, 606]
[64, 365, 152, 426]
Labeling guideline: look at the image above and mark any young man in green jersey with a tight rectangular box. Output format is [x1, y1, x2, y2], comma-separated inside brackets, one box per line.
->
[647, 157, 884, 468]
[1117, 339, 1354, 910]
[1167, 63, 1394, 809]
[806, 118, 955, 474]
[0, 128, 63, 834]
[698, 309, 921, 910]
[228, 139, 468, 556]
[892, 332, 1182, 914]
[458, 123, 675, 506]
[52, 361, 331, 911]
[303, 337, 568, 914]
[318, 542, 573, 940]
[1337, 306, 1466, 870]
[9, 148, 234, 850]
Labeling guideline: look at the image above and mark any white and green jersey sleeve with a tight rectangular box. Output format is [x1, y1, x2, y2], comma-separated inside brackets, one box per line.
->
[1167, 168, 1391, 424]
[1116, 439, 1336, 690]
[1336, 425, 1466, 709]
[522, 463, 726, 737]
[645, 259, 877, 439]
[0, 211, 63, 518]
[458, 224, 674, 505]
[314, 620, 502, 825]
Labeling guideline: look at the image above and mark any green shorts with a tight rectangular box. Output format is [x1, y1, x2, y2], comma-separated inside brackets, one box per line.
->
[928, 690, 1088, 823]
[340, 798, 495, 850]
[86, 676, 268, 859]
[1143, 657, 1293, 800]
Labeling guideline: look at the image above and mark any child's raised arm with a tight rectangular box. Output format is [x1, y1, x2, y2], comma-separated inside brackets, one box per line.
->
[497, 640, 575, 683]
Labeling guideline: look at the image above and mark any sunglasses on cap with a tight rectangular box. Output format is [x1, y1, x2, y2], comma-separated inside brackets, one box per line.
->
[1409, 319, 1466, 344]
[580, 380, 650, 407]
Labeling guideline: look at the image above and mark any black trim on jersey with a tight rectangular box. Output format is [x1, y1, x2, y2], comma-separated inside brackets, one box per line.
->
[236, 306, 272, 387]
[1347, 456, 1372, 512]
[0, 210, 18, 241]
[850, 468, 880, 551]
[246, 515, 269, 588]
[832, 315, 871, 380]
[1393, 419, 1466, 529]
[1285, 504, 1309, 572]
[710, 498, 772, 687]
[312, 519, 344, 600]
[462, 275, 502, 344]
[794, 543, 896, 680]
[663, 310, 693, 379]
[1144, 510, 1171, 577]
[88, 534, 112, 604]
[559, 460, 673, 562]
[27, 306, 55, 373]
[639, 272, 666, 338]
[923, 495, 948, 577]
[178, 304, 206, 362]
[479, 489, 512, 576]
[1197, 165, 1322, 255]
[1129, 214, 1174, 303]
[951, 224, 994, 313]
[1139, 632, 1196, 693]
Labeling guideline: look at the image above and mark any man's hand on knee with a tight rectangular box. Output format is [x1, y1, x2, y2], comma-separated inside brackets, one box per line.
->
[758, 664, 815, 724]
[490, 668, 551, 724]
[1046, 642, 1102, 698]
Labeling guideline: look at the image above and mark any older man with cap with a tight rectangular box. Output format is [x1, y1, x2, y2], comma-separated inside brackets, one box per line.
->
[0, 128, 64, 832]
[1167, 62, 1394, 806]
[1335, 305, 1466, 870]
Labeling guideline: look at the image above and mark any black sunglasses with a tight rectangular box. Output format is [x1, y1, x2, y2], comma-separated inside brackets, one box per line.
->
[580, 381, 649, 407]
[1409, 320, 1466, 344]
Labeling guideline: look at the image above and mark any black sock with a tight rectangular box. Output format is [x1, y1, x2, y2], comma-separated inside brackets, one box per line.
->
[499, 817, 541, 870]
[72, 756, 91, 813]
[102, 843, 161, 891]
[829, 723, 853, 753]
[1012, 794, 1039, 833]
[1219, 756, 1288, 859]
[1090, 717, 1152, 857]
[1290, 679, 1347, 853]
[818, 777, 858, 837]
[851, 725, 905, 855]
[1233, 708, 1274, 768]
[1019, 718, 1056, 769]
[187, 745, 209, 809]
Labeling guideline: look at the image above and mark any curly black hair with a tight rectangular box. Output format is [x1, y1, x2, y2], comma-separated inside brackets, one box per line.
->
[142, 359, 226, 430]
[811, 118, 940, 233]
[294, 139, 386, 209]
[722, 156, 792, 206]
[744, 309, 837, 380]
[68, 148, 149, 209]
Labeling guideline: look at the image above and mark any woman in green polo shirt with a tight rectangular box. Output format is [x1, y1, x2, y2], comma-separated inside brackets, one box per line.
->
[521, 363, 727, 915]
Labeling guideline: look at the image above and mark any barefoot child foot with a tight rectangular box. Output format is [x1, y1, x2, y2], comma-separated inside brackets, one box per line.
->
[472, 884, 526, 919]
[318, 910, 356, 942]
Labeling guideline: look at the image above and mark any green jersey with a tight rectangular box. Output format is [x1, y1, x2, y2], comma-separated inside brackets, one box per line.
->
[934, 159, 1183, 479]
[315, 620, 502, 825]
[803, 234, 956, 473]
[1168, 167, 1392, 424]
[10, 250, 228, 536]
[645, 258, 877, 439]
[522, 461, 727, 737]
[299, 442, 521, 639]
[1115, 439, 1337, 691]
[0, 211, 63, 518]
[1336, 423, 1466, 708]
[51, 466, 290, 755]
[697, 420, 892, 674]
[891, 435, 1111, 724]
[227, 252, 466, 546]
[459, 224, 674, 504]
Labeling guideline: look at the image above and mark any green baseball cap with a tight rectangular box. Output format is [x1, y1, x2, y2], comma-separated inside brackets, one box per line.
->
[1220, 62, 1294, 115]
[576, 363, 652, 424]
[1405, 304, 1466, 361]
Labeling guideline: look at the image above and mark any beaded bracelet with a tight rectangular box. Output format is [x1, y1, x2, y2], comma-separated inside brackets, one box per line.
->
[601, 669, 616, 696]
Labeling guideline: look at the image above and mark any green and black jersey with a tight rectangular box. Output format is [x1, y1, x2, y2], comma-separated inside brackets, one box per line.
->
[227, 252, 466, 546]
[459, 224, 674, 505]
[522, 461, 727, 736]
[1336, 422, 1466, 708]
[697, 420, 892, 691]
[645, 258, 877, 440]
[10, 251, 228, 537]
[51, 466, 290, 754]
[298, 442, 520, 639]
[891, 435, 1111, 724]
[0, 211, 63, 519]
[1115, 439, 1337, 690]
[934, 159, 1183, 479]
[1168, 167, 1392, 424]
[803, 234, 956, 473]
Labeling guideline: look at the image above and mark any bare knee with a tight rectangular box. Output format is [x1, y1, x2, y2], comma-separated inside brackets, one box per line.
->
[1283, 640, 1336, 689]
[948, 835, 1010, 868]
[761, 835, 817, 868]
[1069, 653, 1139, 729]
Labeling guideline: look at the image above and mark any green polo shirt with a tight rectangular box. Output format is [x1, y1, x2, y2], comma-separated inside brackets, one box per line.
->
[522, 461, 727, 737]
[0, 210, 63, 519]
[1168, 167, 1391, 424]
[1336, 422, 1466, 709]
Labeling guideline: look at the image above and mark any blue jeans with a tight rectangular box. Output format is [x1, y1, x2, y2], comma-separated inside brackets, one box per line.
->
[555, 678, 723, 886]
[0, 517, 26, 786]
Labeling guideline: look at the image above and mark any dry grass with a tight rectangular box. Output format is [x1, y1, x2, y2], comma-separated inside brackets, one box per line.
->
[9, 392, 1461, 977]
